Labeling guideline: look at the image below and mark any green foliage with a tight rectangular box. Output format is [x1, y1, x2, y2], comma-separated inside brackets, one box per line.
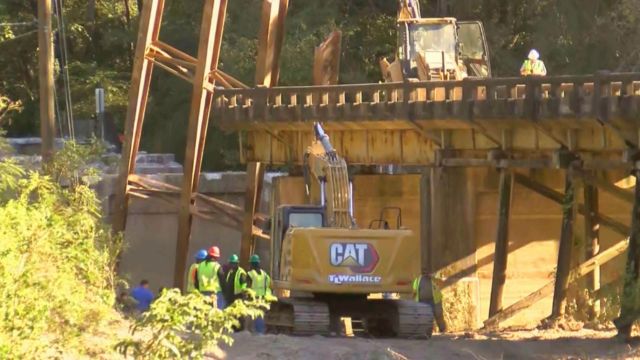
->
[43, 137, 107, 187]
[116, 289, 269, 359]
[0, 155, 121, 359]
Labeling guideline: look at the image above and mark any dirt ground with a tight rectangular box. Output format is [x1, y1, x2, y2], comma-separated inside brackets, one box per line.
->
[213, 329, 640, 360]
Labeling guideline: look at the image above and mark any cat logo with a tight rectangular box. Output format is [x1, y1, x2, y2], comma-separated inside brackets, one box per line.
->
[329, 243, 379, 273]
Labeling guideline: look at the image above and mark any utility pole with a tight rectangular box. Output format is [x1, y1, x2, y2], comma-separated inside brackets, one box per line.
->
[38, 0, 56, 162]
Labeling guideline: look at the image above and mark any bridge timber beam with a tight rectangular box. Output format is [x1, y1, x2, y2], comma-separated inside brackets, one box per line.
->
[212, 73, 640, 167]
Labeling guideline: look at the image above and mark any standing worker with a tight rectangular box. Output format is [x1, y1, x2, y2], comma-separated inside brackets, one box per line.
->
[187, 249, 208, 293]
[520, 49, 547, 76]
[246, 254, 274, 334]
[197, 246, 226, 309]
[223, 254, 247, 305]
[412, 271, 447, 335]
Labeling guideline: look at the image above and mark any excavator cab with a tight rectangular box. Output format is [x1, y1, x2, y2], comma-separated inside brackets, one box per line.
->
[270, 205, 325, 279]
[382, 16, 491, 81]
[457, 21, 492, 78]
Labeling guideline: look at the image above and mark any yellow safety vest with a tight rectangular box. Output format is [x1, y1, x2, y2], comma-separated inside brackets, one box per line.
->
[198, 260, 221, 292]
[248, 269, 272, 298]
[520, 59, 546, 75]
[226, 267, 247, 295]
[412, 275, 443, 304]
[186, 263, 199, 293]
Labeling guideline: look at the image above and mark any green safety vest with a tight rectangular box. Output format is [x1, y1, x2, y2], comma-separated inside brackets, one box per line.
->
[520, 59, 546, 75]
[186, 263, 199, 293]
[198, 260, 221, 292]
[248, 269, 272, 297]
[226, 267, 247, 295]
[412, 275, 443, 304]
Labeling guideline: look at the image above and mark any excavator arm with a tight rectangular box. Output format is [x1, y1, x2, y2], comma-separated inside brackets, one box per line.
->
[303, 123, 355, 229]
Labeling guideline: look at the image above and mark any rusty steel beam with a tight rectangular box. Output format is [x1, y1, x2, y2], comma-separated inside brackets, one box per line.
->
[173, 0, 228, 290]
[240, 162, 266, 268]
[255, 0, 289, 87]
[313, 31, 342, 86]
[112, 0, 165, 235]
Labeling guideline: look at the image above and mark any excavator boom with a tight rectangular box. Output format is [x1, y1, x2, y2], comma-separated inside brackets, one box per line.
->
[303, 122, 354, 228]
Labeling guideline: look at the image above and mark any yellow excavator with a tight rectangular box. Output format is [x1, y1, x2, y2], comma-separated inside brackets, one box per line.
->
[264, 122, 434, 337]
[381, 0, 492, 82]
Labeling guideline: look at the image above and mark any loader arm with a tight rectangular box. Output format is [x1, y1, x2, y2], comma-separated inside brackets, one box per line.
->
[303, 122, 355, 229]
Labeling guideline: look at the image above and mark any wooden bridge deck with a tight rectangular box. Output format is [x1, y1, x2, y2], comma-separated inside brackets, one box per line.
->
[212, 72, 640, 167]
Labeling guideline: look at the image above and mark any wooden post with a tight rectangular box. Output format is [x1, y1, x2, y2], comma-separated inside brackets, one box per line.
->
[583, 175, 601, 319]
[484, 238, 628, 329]
[489, 168, 513, 317]
[240, 162, 265, 268]
[38, 0, 55, 162]
[616, 169, 640, 338]
[420, 167, 433, 273]
[174, 0, 228, 290]
[112, 0, 165, 234]
[551, 169, 576, 318]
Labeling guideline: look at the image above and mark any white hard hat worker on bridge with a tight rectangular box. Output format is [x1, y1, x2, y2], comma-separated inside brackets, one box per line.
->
[520, 49, 547, 76]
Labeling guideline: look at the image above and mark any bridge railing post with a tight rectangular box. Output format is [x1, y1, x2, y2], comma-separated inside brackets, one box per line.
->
[594, 70, 611, 122]
[462, 77, 475, 121]
[524, 76, 542, 121]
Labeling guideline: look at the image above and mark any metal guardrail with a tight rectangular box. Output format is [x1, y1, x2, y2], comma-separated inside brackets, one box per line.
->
[212, 72, 640, 126]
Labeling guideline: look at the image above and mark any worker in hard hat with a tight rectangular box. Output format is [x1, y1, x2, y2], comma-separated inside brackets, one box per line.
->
[197, 246, 226, 309]
[222, 254, 247, 305]
[246, 254, 275, 334]
[520, 49, 547, 76]
[222, 254, 247, 331]
[186, 249, 208, 293]
[412, 270, 447, 335]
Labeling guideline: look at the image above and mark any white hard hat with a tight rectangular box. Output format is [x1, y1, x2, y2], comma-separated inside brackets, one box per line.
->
[528, 49, 540, 60]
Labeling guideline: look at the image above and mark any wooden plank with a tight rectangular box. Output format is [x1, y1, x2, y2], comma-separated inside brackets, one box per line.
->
[174, 0, 228, 290]
[484, 238, 629, 329]
[112, 0, 165, 234]
[615, 172, 640, 338]
[551, 170, 576, 318]
[513, 172, 629, 236]
[240, 162, 265, 268]
[489, 169, 513, 317]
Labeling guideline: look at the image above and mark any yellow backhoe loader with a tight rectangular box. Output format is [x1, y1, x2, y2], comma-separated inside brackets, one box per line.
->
[264, 123, 434, 337]
[381, 0, 492, 82]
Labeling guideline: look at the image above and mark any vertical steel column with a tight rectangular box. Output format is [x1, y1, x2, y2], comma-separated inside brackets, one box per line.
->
[112, 0, 165, 234]
[240, 162, 265, 268]
[173, 0, 228, 289]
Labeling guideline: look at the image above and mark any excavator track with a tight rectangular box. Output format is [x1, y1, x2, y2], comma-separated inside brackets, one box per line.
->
[394, 300, 434, 338]
[265, 298, 331, 335]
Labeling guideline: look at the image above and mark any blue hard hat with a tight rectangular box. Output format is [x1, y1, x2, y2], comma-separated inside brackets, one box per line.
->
[195, 249, 208, 261]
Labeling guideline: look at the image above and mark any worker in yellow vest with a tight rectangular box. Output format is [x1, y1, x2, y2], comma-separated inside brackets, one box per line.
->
[246, 254, 275, 334]
[222, 254, 247, 305]
[412, 271, 447, 335]
[197, 246, 226, 309]
[186, 249, 207, 293]
[520, 49, 547, 76]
